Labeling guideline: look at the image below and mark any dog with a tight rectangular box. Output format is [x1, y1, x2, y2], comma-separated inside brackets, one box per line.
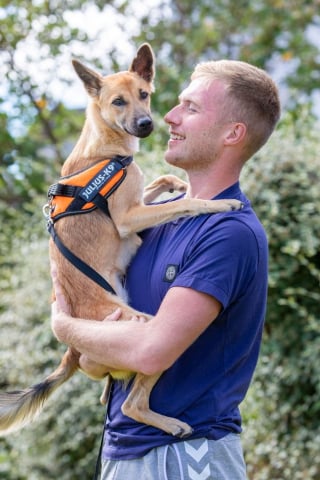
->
[0, 43, 242, 438]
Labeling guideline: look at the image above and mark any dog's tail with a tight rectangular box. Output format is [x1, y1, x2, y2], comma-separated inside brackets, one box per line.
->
[0, 347, 79, 436]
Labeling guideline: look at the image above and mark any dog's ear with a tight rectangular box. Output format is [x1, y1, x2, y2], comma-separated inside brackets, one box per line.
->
[72, 59, 102, 97]
[129, 43, 155, 84]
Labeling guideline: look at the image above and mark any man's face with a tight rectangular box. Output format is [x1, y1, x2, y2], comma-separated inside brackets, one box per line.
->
[164, 78, 230, 171]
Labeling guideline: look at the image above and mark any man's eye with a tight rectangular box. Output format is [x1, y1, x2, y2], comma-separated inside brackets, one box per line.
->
[184, 102, 196, 112]
[112, 97, 126, 106]
[182, 101, 197, 113]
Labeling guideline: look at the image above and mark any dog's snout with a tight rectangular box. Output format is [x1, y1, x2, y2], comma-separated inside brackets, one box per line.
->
[138, 116, 152, 129]
[137, 116, 153, 137]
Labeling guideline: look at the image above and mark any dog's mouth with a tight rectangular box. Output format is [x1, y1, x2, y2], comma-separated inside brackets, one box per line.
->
[125, 116, 154, 138]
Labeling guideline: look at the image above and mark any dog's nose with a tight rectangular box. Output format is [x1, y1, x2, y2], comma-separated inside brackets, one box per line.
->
[137, 116, 153, 137]
[138, 116, 152, 129]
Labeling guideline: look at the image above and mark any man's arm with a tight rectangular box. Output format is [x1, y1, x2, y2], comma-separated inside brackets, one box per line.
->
[51, 286, 222, 376]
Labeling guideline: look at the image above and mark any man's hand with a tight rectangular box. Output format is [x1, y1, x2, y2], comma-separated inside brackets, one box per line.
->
[103, 308, 148, 323]
[78, 308, 123, 379]
[50, 259, 151, 378]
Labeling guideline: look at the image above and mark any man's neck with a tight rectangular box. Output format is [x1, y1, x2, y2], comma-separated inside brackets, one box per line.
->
[186, 166, 240, 199]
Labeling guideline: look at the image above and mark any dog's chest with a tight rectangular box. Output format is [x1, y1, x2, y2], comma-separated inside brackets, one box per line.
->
[116, 233, 142, 275]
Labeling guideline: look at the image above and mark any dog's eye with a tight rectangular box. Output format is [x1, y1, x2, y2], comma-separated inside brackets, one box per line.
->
[112, 97, 126, 107]
[140, 90, 149, 100]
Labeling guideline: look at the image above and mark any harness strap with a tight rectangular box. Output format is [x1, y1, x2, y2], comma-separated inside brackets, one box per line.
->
[47, 183, 112, 216]
[48, 222, 116, 295]
[66, 190, 111, 217]
[48, 183, 79, 198]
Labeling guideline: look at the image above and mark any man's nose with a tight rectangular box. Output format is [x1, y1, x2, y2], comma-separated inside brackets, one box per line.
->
[164, 105, 180, 125]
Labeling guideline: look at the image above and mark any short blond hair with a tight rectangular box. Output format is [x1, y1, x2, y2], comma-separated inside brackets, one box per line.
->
[192, 60, 281, 157]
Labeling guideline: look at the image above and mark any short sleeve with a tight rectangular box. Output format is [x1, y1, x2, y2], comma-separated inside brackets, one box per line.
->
[171, 218, 260, 309]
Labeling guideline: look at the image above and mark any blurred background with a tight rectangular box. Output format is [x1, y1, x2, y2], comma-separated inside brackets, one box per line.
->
[0, 1, 319, 478]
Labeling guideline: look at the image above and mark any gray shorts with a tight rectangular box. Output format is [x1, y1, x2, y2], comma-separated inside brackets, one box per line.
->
[100, 434, 247, 479]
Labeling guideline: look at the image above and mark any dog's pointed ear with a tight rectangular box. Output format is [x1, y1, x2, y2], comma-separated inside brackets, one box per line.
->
[72, 59, 102, 97]
[129, 43, 155, 84]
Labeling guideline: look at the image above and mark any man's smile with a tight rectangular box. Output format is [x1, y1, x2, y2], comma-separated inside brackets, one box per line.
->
[169, 132, 185, 141]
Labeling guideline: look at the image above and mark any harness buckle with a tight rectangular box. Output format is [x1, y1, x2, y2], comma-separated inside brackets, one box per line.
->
[42, 202, 54, 227]
[42, 202, 51, 220]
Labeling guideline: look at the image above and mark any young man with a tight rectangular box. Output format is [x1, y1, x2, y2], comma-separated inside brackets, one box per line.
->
[52, 59, 280, 479]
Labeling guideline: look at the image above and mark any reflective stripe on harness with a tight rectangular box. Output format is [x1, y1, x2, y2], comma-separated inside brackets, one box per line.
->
[47, 155, 132, 222]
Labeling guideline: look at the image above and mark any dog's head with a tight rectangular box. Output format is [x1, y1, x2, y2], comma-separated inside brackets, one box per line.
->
[72, 44, 155, 139]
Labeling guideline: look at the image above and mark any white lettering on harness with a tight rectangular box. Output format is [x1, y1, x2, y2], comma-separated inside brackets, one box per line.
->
[80, 163, 119, 202]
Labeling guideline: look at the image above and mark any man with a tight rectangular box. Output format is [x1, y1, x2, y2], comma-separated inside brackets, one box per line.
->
[52, 59, 280, 479]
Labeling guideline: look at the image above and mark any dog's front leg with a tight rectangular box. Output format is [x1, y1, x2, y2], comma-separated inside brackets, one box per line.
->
[121, 372, 193, 438]
[116, 198, 242, 237]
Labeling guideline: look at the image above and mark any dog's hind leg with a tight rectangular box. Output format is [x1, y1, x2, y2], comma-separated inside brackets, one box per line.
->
[100, 374, 113, 406]
[121, 373, 193, 438]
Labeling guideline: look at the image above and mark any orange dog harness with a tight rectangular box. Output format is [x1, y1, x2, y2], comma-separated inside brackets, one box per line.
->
[47, 155, 132, 222]
[44, 156, 133, 295]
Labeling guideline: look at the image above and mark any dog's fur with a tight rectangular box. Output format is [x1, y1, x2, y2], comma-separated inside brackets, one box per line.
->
[0, 44, 242, 437]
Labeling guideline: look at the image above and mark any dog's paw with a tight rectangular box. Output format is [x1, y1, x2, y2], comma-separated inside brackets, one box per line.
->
[227, 199, 244, 211]
[209, 199, 244, 212]
[144, 175, 188, 203]
[169, 420, 193, 438]
[161, 174, 188, 194]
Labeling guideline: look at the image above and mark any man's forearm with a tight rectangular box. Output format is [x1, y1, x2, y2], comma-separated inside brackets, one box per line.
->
[51, 309, 152, 374]
[51, 286, 221, 377]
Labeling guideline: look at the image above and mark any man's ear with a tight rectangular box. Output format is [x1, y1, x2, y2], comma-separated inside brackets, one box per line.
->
[224, 122, 247, 146]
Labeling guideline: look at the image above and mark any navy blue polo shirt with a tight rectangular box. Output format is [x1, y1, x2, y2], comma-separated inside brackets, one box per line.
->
[102, 182, 268, 460]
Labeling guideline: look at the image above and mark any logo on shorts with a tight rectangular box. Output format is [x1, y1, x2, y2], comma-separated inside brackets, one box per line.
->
[164, 264, 179, 283]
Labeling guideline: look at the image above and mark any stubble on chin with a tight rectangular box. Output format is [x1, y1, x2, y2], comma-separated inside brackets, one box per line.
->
[165, 152, 183, 168]
[164, 148, 177, 166]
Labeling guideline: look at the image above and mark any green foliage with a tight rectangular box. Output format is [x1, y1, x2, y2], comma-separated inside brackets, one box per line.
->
[241, 111, 320, 479]
[1, 113, 320, 479]
[0, 208, 105, 479]
[1, 1, 320, 478]
[131, 0, 320, 116]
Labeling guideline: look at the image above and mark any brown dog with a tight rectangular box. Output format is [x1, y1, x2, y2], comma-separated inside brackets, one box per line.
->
[0, 44, 242, 438]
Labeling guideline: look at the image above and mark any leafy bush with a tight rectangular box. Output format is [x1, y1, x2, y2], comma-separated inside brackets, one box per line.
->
[1, 113, 319, 478]
[0, 199, 105, 479]
[241, 110, 320, 479]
